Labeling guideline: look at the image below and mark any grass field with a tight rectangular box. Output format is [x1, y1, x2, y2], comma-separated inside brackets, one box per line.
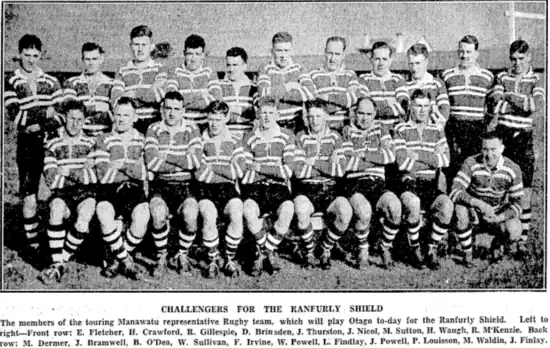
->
[2, 114, 546, 291]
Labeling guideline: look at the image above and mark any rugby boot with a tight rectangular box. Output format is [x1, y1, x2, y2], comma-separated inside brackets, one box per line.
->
[175, 251, 192, 275]
[250, 247, 265, 277]
[101, 259, 120, 279]
[152, 251, 169, 277]
[38, 263, 65, 285]
[462, 249, 474, 268]
[379, 242, 394, 269]
[333, 241, 352, 263]
[120, 256, 141, 281]
[224, 259, 240, 278]
[319, 247, 332, 270]
[356, 246, 370, 270]
[489, 237, 505, 264]
[264, 251, 281, 275]
[411, 245, 424, 270]
[302, 251, 316, 269]
[425, 244, 441, 270]
[206, 260, 220, 278]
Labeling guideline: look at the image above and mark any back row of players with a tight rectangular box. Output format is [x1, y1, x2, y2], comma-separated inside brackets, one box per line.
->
[5, 27, 543, 284]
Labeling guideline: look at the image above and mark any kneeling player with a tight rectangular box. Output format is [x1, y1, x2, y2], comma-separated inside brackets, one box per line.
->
[39, 100, 97, 284]
[394, 90, 453, 269]
[95, 97, 149, 280]
[450, 131, 524, 267]
[195, 101, 247, 277]
[241, 96, 296, 276]
[342, 96, 401, 269]
[294, 99, 352, 270]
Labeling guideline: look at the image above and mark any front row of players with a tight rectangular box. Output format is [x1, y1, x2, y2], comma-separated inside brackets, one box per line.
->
[38, 89, 524, 283]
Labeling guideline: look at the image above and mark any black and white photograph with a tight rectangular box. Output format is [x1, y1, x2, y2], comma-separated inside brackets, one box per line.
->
[2, 1, 547, 291]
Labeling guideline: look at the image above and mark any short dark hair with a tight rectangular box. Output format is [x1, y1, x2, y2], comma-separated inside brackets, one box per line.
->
[459, 35, 479, 51]
[510, 39, 530, 56]
[162, 91, 184, 106]
[81, 42, 105, 58]
[116, 96, 138, 110]
[227, 47, 248, 63]
[371, 41, 394, 57]
[63, 99, 86, 115]
[206, 101, 229, 115]
[481, 130, 503, 143]
[326, 36, 346, 51]
[19, 34, 42, 53]
[272, 32, 293, 45]
[130, 25, 153, 40]
[305, 98, 330, 114]
[407, 43, 429, 58]
[255, 95, 280, 110]
[410, 89, 430, 103]
[355, 96, 377, 110]
[185, 34, 206, 52]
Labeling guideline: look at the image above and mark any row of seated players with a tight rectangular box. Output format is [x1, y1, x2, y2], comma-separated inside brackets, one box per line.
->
[34, 89, 524, 284]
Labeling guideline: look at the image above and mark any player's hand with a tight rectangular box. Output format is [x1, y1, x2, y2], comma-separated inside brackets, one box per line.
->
[200, 90, 211, 104]
[347, 85, 359, 95]
[354, 149, 366, 158]
[406, 149, 418, 161]
[381, 139, 392, 150]
[318, 93, 330, 102]
[485, 213, 505, 224]
[305, 157, 316, 166]
[123, 90, 137, 99]
[285, 81, 302, 92]
[110, 159, 125, 170]
[434, 144, 447, 156]
[330, 152, 340, 164]
[57, 166, 70, 177]
[253, 161, 261, 172]
[229, 105, 242, 123]
[83, 158, 95, 170]
[25, 124, 41, 133]
[486, 117, 499, 132]
[46, 106, 57, 119]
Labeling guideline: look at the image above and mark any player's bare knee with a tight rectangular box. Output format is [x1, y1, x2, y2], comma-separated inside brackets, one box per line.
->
[23, 194, 38, 215]
[378, 192, 402, 225]
[225, 198, 244, 220]
[150, 197, 169, 228]
[131, 202, 150, 230]
[351, 193, 372, 224]
[181, 198, 199, 228]
[432, 195, 454, 225]
[330, 197, 353, 227]
[199, 199, 218, 227]
[454, 204, 470, 230]
[49, 198, 67, 223]
[294, 195, 312, 227]
[243, 199, 260, 220]
[75, 198, 96, 225]
[400, 192, 421, 225]
[504, 218, 522, 242]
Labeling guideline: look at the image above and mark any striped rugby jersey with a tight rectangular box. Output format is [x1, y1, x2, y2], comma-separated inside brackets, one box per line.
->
[165, 65, 217, 127]
[63, 72, 113, 135]
[195, 129, 246, 184]
[111, 60, 167, 123]
[450, 154, 523, 220]
[4, 68, 64, 132]
[257, 62, 316, 124]
[241, 126, 295, 185]
[490, 69, 545, 130]
[144, 120, 202, 182]
[394, 122, 450, 180]
[43, 129, 97, 190]
[294, 128, 347, 183]
[310, 66, 359, 132]
[342, 124, 395, 180]
[94, 129, 149, 184]
[208, 78, 258, 140]
[442, 66, 494, 121]
[357, 72, 410, 127]
[406, 72, 450, 124]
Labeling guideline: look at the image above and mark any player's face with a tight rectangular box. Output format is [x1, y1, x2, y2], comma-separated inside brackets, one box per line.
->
[207, 112, 227, 136]
[510, 51, 532, 75]
[184, 47, 205, 71]
[355, 99, 376, 130]
[226, 56, 247, 82]
[130, 36, 154, 63]
[82, 49, 104, 75]
[258, 105, 278, 130]
[408, 54, 428, 80]
[457, 42, 478, 69]
[113, 104, 137, 133]
[370, 47, 393, 77]
[272, 42, 293, 68]
[19, 48, 41, 73]
[482, 138, 504, 168]
[410, 97, 431, 123]
[307, 107, 328, 134]
[162, 98, 184, 127]
[325, 41, 345, 72]
[65, 109, 86, 137]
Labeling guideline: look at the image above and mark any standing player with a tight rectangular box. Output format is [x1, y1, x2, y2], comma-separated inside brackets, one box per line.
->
[394, 90, 454, 270]
[341, 97, 401, 269]
[293, 99, 352, 270]
[64, 42, 113, 137]
[4, 34, 64, 255]
[358, 41, 409, 134]
[165, 34, 217, 131]
[450, 131, 524, 266]
[406, 43, 450, 126]
[39, 100, 97, 284]
[257, 32, 316, 133]
[442, 35, 494, 179]
[310, 36, 359, 133]
[94, 97, 149, 280]
[144, 91, 202, 276]
[194, 101, 247, 277]
[208, 47, 257, 140]
[111, 25, 167, 135]
[488, 40, 544, 250]
[241, 96, 296, 276]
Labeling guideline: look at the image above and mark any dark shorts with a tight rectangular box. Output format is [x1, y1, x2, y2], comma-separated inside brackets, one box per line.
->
[241, 181, 291, 216]
[398, 176, 443, 210]
[150, 180, 196, 213]
[97, 181, 148, 220]
[49, 185, 96, 212]
[500, 128, 534, 187]
[196, 182, 240, 209]
[446, 118, 486, 171]
[17, 132, 46, 197]
[294, 180, 338, 212]
[341, 176, 386, 205]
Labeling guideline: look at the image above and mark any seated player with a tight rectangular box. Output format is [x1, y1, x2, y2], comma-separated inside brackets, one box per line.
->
[293, 99, 352, 270]
[194, 101, 247, 278]
[450, 131, 524, 267]
[94, 97, 149, 280]
[144, 91, 202, 276]
[341, 96, 401, 269]
[39, 100, 97, 284]
[241, 96, 296, 276]
[394, 90, 453, 270]
[64, 42, 113, 137]
[208, 47, 257, 140]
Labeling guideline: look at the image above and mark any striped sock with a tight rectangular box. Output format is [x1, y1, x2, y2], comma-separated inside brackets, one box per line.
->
[456, 226, 473, 253]
[297, 223, 315, 254]
[225, 232, 242, 261]
[356, 227, 370, 251]
[61, 225, 87, 263]
[102, 222, 128, 261]
[203, 236, 220, 262]
[321, 225, 346, 252]
[254, 224, 267, 249]
[23, 215, 40, 248]
[407, 221, 422, 248]
[124, 227, 144, 254]
[47, 223, 66, 264]
[431, 221, 449, 244]
[520, 209, 531, 239]
[380, 218, 400, 248]
[177, 224, 196, 256]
